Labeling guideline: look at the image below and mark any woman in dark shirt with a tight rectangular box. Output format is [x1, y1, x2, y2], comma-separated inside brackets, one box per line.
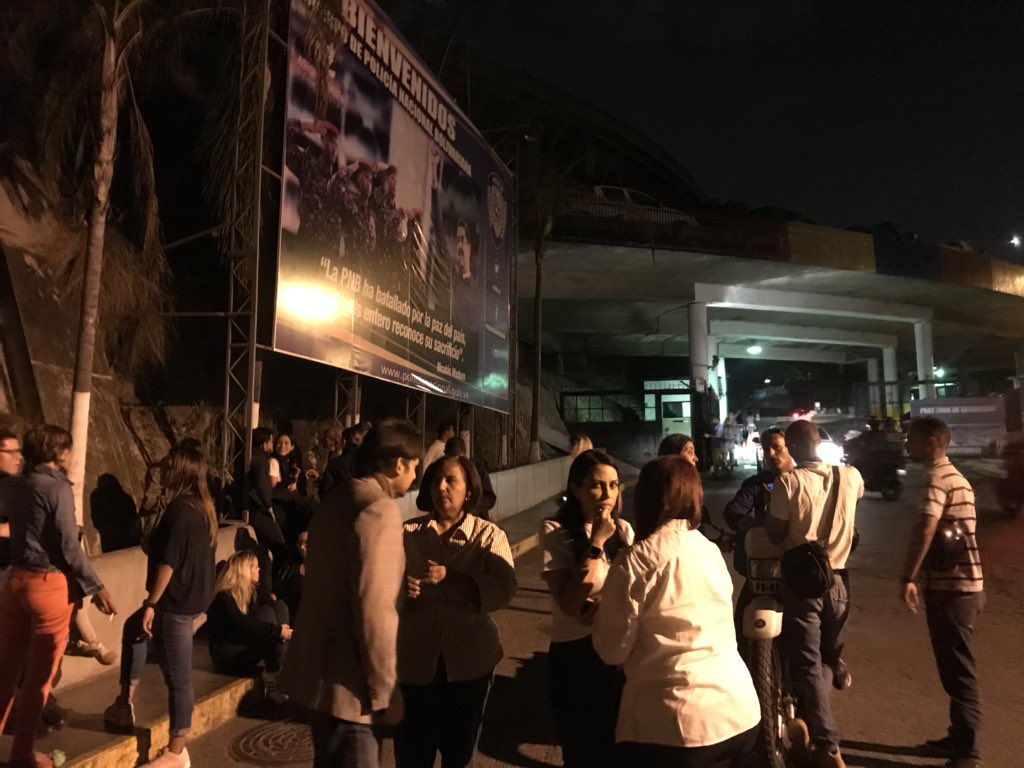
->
[0, 424, 116, 768]
[103, 443, 217, 768]
[206, 550, 291, 680]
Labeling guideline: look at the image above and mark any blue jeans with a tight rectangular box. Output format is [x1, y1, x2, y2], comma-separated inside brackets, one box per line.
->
[310, 712, 379, 768]
[782, 572, 849, 753]
[925, 589, 985, 760]
[120, 608, 197, 736]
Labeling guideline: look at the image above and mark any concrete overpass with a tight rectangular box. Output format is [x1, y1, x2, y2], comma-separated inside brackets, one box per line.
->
[517, 215, 1024, 418]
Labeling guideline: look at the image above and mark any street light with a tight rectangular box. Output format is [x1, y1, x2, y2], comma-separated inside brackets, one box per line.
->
[764, 378, 771, 384]
[747, 345, 762, 355]
[1011, 235, 1021, 248]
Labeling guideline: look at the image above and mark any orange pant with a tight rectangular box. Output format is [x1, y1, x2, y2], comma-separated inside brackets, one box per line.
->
[0, 569, 73, 761]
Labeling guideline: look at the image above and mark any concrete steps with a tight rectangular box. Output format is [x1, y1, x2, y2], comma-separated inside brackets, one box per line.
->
[1, 646, 253, 768]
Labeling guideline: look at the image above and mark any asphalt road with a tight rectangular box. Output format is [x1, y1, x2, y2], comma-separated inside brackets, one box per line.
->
[190, 464, 1024, 767]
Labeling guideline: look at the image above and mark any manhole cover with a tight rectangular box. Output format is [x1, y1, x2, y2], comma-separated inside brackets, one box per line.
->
[229, 720, 314, 765]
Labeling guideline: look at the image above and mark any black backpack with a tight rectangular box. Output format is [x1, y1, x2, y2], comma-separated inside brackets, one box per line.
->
[782, 466, 841, 599]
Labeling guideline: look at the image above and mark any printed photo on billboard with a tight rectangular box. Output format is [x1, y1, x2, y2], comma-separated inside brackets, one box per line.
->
[275, 0, 512, 411]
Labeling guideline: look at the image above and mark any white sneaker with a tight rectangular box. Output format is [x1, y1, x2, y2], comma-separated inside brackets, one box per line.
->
[68, 639, 118, 665]
[144, 747, 190, 767]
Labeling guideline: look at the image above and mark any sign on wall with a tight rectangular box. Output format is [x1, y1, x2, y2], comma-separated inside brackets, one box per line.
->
[275, 0, 512, 411]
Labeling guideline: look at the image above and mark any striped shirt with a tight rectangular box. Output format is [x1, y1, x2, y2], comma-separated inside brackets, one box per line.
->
[920, 458, 983, 592]
[398, 513, 517, 684]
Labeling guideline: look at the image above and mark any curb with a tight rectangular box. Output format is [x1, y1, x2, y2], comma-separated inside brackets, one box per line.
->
[510, 533, 540, 559]
[66, 676, 254, 767]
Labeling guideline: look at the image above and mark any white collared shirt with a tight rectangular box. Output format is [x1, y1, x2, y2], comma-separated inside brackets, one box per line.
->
[770, 461, 863, 569]
[540, 518, 635, 642]
[593, 520, 760, 748]
[398, 513, 517, 684]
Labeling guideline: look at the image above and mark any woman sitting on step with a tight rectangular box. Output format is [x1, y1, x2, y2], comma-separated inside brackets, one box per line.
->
[205, 550, 291, 690]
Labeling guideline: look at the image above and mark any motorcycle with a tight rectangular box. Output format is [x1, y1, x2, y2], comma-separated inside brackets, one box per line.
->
[741, 527, 809, 767]
[844, 435, 906, 501]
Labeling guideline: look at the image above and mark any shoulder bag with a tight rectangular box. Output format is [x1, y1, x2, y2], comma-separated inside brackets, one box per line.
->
[782, 466, 841, 599]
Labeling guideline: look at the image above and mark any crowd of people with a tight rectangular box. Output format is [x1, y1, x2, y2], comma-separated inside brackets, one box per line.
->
[0, 413, 985, 768]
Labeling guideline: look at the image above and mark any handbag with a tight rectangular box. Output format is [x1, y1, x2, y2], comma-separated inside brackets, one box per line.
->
[923, 517, 967, 572]
[782, 466, 841, 599]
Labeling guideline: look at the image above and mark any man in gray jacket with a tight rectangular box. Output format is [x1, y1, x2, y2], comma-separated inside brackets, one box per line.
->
[281, 419, 421, 768]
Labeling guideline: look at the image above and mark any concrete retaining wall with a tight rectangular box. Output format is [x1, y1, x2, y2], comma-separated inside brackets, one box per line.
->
[59, 524, 251, 690]
[393, 456, 568, 522]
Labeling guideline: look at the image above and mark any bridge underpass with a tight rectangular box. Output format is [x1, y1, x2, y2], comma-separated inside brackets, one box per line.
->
[517, 242, 1024, 425]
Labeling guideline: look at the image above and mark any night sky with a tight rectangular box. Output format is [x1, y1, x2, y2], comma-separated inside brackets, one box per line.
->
[454, 1, 1024, 256]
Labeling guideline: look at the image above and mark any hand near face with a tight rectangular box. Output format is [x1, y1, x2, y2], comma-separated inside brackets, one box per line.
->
[591, 511, 617, 549]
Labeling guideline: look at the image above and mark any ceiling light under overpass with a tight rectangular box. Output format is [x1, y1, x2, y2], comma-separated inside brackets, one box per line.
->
[934, 366, 945, 379]
[747, 345, 763, 355]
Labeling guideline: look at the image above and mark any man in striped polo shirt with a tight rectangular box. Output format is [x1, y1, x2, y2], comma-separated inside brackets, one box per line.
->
[901, 416, 984, 768]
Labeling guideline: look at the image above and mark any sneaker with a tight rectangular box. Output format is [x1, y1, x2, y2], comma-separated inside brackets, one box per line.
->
[68, 639, 118, 665]
[144, 746, 191, 767]
[103, 699, 136, 731]
[41, 695, 68, 730]
[831, 659, 852, 691]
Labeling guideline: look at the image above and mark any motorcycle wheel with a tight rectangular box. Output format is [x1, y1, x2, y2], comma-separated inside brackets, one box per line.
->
[751, 638, 785, 767]
[881, 481, 902, 502]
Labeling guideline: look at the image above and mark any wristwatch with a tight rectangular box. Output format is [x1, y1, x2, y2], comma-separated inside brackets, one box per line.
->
[142, 599, 157, 610]
[586, 545, 604, 560]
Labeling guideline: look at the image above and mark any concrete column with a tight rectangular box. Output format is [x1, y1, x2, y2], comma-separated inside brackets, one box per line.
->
[706, 334, 719, 396]
[882, 347, 897, 383]
[866, 358, 879, 382]
[717, 356, 728, 422]
[914, 321, 936, 399]
[882, 346, 898, 419]
[866, 357, 880, 418]
[688, 302, 709, 394]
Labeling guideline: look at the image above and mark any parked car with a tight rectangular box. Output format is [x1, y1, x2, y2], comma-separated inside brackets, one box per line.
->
[559, 184, 699, 240]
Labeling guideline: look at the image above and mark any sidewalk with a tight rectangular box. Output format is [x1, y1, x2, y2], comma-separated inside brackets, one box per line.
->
[0, 496, 568, 768]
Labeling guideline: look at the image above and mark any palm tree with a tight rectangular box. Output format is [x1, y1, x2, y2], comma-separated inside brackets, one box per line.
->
[0, 0, 243, 524]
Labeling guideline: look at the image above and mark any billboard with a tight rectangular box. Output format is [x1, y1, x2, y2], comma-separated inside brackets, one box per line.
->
[911, 396, 1005, 456]
[275, 0, 512, 411]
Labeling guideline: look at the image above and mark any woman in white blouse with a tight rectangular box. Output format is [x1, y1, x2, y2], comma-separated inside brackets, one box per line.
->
[540, 450, 634, 768]
[397, 455, 517, 768]
[592, 455, 760, 768]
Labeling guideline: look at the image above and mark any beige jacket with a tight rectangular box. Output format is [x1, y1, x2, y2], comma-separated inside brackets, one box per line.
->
[280, 474, 405, 723]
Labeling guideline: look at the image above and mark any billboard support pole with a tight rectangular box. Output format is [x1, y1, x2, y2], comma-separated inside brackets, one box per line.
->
[406, 391, 428, 454]
[334, 372, 362, 427]
[220, 0, 270, 521]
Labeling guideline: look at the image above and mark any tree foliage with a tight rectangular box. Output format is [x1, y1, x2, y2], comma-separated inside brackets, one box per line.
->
[0, 0, 244, 375]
